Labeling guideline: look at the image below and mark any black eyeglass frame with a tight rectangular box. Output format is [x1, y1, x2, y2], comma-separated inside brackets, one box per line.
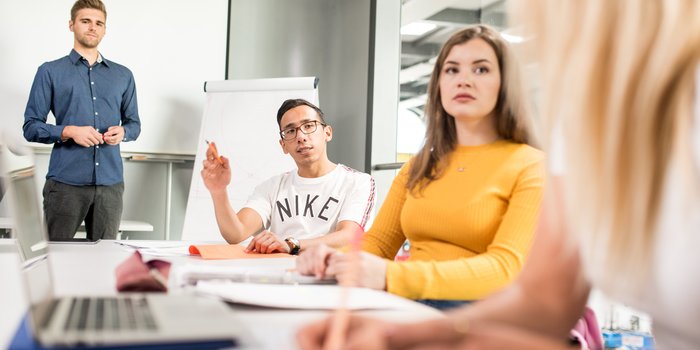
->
[279, 120, 327, 141]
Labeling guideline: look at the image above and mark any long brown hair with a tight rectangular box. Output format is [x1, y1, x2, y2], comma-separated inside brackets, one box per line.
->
[406, 25, 535, 193]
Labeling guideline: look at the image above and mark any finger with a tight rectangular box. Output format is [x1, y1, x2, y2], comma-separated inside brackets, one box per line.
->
[107, 126, 123, 137]
[314, 260, 327, 279]
[88, 134, 102, 144]
[206, 144, 215, 159]
[314, 252, 331, 279]
[220, 156, 230, 168]
[268, 241, 284, 253]
[260, 236, 277, 254]
[245, 238, 257, 252]
[325, 257, 347, 277]
[254, 236, 268, 253]
[257, 240, 271, 254]
[203, 160, 218, 170]
[327, 251, 347, 268]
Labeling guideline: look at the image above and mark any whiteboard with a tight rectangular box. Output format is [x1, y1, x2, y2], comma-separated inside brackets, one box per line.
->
[181, 77, 319, 241]
[0, 0, 227, 155]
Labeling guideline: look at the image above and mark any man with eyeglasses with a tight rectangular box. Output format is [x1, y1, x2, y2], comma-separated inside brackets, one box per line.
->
[201, 99, 375, 255]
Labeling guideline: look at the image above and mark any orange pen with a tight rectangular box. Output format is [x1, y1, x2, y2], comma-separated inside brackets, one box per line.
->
[205, 140, 224, 165]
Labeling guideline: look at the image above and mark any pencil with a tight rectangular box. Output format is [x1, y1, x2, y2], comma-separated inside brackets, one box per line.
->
[323, 226, 364, 350]
[205, 139, 224, 165]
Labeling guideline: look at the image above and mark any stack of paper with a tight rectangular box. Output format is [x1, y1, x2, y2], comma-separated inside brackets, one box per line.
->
[195, 280, 419, 310]
[169, 264, 335, 288]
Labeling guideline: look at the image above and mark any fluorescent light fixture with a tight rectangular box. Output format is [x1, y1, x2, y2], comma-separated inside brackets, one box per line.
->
[400, 62, 434, 84]
[501, 32, 525, 44]
[401, 22, 437, 36]
[399, 94, 428, 110]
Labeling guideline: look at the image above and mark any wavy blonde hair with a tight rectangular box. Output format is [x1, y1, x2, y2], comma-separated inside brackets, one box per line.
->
[406, 25, 536, 193]
[510, 0, 700, 291]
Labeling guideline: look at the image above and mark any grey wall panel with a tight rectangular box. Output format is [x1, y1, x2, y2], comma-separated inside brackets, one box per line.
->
[228, 0, 371, 172]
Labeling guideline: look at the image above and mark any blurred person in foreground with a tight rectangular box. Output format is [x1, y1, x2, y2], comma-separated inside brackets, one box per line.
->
[297, 0, 700, 348]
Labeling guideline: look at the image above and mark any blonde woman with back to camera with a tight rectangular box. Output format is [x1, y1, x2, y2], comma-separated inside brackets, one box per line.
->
[297, 0, 700, 349]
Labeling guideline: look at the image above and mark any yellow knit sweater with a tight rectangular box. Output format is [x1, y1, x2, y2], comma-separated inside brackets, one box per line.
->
[362, 140, 544, 300]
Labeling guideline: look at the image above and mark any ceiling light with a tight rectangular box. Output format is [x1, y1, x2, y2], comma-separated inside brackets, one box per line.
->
[500, 32, 525, 44]
[400, 22, 437, 36]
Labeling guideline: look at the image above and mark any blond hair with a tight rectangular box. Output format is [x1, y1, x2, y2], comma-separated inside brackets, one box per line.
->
[510, 0, 700, 292]
[407, 25, 536, 193]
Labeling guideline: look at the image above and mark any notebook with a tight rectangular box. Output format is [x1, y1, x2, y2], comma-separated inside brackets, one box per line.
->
[0, 144, 245, 348]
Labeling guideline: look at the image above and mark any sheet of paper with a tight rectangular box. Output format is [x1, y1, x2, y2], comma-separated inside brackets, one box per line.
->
[195, 280, 418, 310]
[189, 244, 290, 260]
[114, 241, 188, 249]
[113, 241, 192, 257]
[138, 246, 192, 257]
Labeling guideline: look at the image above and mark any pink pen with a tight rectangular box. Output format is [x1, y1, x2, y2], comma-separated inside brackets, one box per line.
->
[323, 226, 364, 350]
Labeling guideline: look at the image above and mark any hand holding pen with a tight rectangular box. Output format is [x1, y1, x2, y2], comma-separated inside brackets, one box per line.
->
[201, 140, 231, 193]
[206, 140, 224, 165]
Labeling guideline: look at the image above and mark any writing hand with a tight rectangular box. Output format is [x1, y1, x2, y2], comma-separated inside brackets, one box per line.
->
[62, 125, 103, 147]
[245, 230, 287, 254]
[326, 251, 387, 290]
[297, 315, 392, 350]
[103, 126, 125, 145]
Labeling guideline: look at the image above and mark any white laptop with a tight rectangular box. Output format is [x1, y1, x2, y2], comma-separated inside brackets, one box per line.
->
[1, 144, 246, 348]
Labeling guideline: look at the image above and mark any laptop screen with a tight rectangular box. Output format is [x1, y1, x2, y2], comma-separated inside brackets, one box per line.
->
[1, 147, 55, 332]
[7, 167, 48, 261]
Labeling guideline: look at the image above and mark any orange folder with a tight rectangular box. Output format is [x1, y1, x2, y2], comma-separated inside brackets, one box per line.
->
[189, 244, 290, 260]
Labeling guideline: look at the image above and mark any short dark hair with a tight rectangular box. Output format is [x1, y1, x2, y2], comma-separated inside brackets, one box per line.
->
[276, 99, 326, 128]
[71, 0, 107, 21]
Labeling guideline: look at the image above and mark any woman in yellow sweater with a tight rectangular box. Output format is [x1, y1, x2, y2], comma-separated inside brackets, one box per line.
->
[296, 24, 544, 308]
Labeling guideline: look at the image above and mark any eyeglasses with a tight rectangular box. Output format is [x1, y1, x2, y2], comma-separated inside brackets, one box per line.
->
[279, 120, 326, 141]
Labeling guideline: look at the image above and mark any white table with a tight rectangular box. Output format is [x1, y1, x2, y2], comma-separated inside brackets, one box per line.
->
[0, 240, 442, 349]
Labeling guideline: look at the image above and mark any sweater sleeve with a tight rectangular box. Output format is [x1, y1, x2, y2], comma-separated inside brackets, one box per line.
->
[385, 158, 545, 300]
[360, 164, 411, 260]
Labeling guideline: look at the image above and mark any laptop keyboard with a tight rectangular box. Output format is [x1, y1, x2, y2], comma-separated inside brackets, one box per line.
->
[63, 297, 158, 332]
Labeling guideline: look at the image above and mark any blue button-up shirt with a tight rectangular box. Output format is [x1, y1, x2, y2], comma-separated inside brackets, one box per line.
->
[23, 49, 141, 186]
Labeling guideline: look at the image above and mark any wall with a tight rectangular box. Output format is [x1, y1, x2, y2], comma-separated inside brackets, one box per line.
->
[0, 0, 228, 155]
[227, 0, 371, 172]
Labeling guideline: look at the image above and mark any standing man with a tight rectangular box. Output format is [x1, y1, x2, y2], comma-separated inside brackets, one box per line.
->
[201, 99, 375, 255]
[23, 0, 141, 241]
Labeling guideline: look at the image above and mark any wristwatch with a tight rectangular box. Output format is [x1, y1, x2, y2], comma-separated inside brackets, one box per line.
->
[284, 237, 301, 255]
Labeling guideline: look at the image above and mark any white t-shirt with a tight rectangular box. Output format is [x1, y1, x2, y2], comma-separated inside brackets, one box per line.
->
[244, 164, 375, 240]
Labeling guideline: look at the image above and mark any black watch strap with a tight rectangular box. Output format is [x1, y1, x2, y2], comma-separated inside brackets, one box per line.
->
[285, 237, 301, 255]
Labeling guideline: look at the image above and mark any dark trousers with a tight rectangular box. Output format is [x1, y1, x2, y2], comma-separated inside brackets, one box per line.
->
[43, 179, 124, 241]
